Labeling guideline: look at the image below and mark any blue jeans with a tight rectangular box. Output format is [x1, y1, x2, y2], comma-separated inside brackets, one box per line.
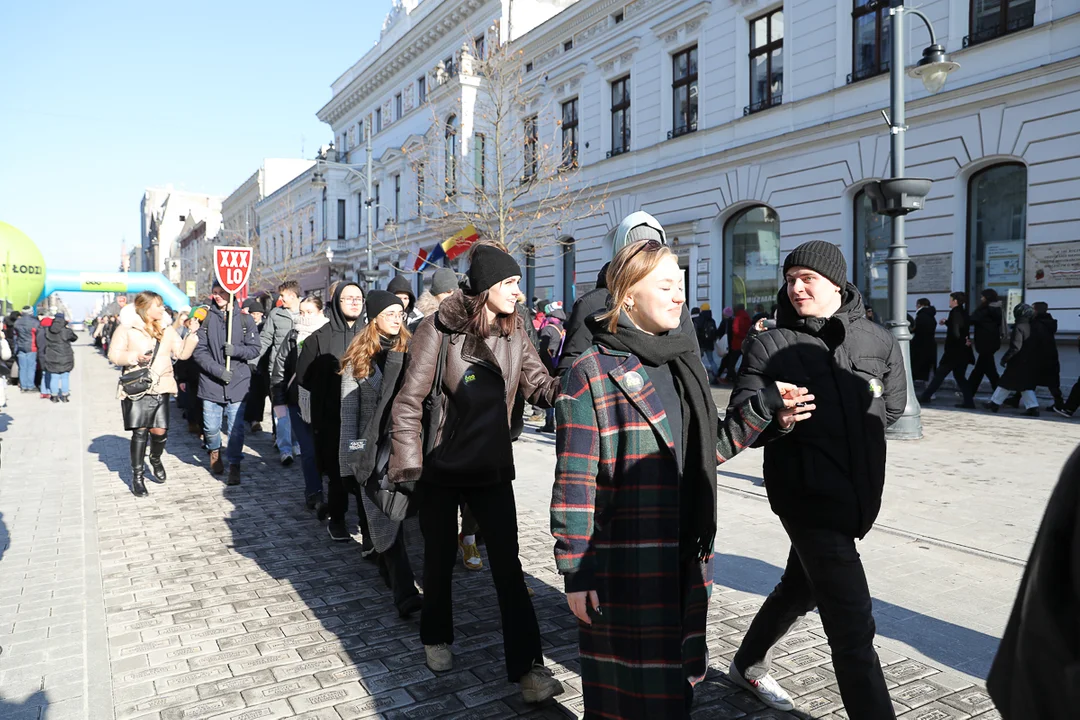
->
[274, 406, 293, 455]
[17, 351, 36, 391]
[42, 371, 52, 395]
[701, 350, 719, 375]
[289, 405, 321, 497]
[49, 372, 70, 396]
[202, 399, 246, 466]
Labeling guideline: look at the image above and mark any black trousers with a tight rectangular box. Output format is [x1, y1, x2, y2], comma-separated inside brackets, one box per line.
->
[379, 527, 419, 606]
[418, 479, 542, 682]
[721, 348, 742, 379]
[316, 432, 371, 542]
[733, 520, 895, 720]
[1064, 381, 1080, 414]
[963, 351, 1000, 402]
[244, 373, 268, 424]
[922, 357, 969, 400]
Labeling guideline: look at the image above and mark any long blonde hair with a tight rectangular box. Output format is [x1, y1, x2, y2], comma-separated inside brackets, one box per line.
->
[599, 240, 676, 333]
[133, 291, 166, 341]
[340, 320, 410, 379]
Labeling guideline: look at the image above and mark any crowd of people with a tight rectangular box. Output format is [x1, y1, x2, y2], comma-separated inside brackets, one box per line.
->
[0, 305, 80, 408]
[17, 210, 1063, 720]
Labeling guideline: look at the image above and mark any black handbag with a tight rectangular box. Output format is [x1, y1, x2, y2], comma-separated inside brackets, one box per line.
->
[421, 328, 450, 456]
[119, 340, 161, 399]
[364, 435, 414, 522]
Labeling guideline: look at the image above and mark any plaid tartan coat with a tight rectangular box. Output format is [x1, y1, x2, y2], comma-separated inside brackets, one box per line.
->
[552, 345, 773, 720]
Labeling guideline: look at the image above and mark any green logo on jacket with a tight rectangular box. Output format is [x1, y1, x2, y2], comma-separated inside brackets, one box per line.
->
[463, 372, 476, 385]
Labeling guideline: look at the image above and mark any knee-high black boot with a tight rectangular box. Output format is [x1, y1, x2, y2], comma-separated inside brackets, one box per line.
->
[130, 429, 149, 497]
[148, 432, 168, 483]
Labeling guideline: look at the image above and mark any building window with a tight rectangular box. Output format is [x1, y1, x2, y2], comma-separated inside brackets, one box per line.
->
[561, 237, 577, 304]
[417, 76, 426, 104]
[850, 0, 890, 83]
[474, 34, 485, 60]
[395, 93, 402, 119]
[670, 46, 698, 139]
[965, 0, 1035, 47]
[524, 245, 536, 305]
[564, 39, 573, 52]
[523, 115, 538, 183]
[374, 183, 381, 228]
[854, 189, 893, 320]
[473, 133, 486, 190]
[614, 11, 624, 24]
[337, 199, 346, 239]
[526, 61, 533, 73]
[416, 162, 424, 214]
[723, 205, 782, 311]
[561, 98, 578, 170]
[610, 75, 631, 157]
[375, 108, 382, 133]
[445, 115, 458, 196]
[746, 9, 783, 115]
[967, 163, 1027, 305]
[357, 120, 364, 143]
[393, 174, 400, 222]
[444, 55, 455, 77]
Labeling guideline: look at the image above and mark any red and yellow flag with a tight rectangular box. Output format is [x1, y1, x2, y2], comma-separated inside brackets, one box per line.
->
[441, 225, 480, 261]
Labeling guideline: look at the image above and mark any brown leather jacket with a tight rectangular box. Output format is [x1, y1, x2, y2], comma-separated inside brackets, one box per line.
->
[389, 290, 559, 486]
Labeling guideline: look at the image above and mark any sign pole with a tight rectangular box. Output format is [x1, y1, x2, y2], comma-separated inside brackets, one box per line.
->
[225, 292, 234, 372]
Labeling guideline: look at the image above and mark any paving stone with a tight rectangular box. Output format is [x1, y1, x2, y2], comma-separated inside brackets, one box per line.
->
[159, 691, 246, 720]
[194, 669, 277, 700]
[240, 674, 321, 705]
[287, 682, 371, 715]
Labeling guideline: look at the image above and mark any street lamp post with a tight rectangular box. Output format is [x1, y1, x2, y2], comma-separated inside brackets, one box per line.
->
[866, 1, 959, 440]
[312, 126, 378, 288]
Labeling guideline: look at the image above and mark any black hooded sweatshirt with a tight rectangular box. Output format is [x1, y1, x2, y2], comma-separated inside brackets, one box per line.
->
[296, 283, 364, 438]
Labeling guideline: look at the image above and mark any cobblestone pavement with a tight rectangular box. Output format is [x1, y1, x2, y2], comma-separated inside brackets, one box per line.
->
[3, 343, 1072, 719]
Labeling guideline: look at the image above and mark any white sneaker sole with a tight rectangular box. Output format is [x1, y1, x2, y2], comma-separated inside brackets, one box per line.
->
[727, 664, 794, 711]
[522, 678, 564, 704]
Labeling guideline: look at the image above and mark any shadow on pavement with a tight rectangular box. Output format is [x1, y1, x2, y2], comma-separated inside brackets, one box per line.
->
[715, 553, 1001, 679]
[0, 511, 7, 563]
[0, 690, 49, 719]
[88, 435, 136, 493]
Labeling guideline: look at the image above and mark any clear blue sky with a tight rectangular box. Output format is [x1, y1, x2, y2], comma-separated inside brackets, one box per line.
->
[0, 0, 383, 316]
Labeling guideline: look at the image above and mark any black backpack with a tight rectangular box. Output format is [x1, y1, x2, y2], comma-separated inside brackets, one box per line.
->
[697, 318, 717, 348]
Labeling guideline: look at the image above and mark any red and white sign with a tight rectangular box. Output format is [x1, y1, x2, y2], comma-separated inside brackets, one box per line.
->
[214, 246, 254, 296]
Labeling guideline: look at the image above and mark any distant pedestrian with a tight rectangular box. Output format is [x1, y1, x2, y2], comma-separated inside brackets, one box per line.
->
[729, 303, 751, 372]
[108, 292, 199, 497]
[727, 240, 905, 718]
[259, 282, 302, 465]
[536, 300, 567, 433]
[694, 304, 719, 377]
[271, 296, 329, 508]
[388, 274, 423, 327]
[0, 319, 12, 407]
[13, 306, 40, 393]
[41, 312, 77, 402]
[241, 298, 269, 434]
[910, 298, 937, 382]
[409, 268, 457, 333]
[985, 303, 1039, 416]
[919, 292, 973, 406]
[987, 441, 1080, 720]
[964, 289, 1005, 403]
[1030, 302, 1064, 411]
[552, 239, 812, 719]
[37, 314, 53, 397]
[194, 284, 262, 485]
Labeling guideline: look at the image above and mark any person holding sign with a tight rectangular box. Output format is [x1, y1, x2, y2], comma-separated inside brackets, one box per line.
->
[194, 282, 261, 485]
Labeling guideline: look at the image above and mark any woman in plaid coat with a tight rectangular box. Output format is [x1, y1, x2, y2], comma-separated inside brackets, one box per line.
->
[552, 240, 813, 719]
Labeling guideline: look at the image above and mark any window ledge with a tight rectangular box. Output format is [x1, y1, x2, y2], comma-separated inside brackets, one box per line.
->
[744, 96, 783, 116]
[667, 124, 698, 140]
[963, 15, 1035, 48]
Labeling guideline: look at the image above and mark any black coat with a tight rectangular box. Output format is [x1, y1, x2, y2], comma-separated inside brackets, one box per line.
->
[941, 305, 974, 366]
[970, 303, 1004, 355]
[13, 314, 39, 354]
[987, 442, 1080, 719]
[193, 302, 261, 403]
[730, 285, 906, 538]
[296, 283, 364, 438]
[910, 306, 937, 381]
[998, 320, 1036, 392]
[41, 318, 77, 373]
[1030, 313, 1061, 387]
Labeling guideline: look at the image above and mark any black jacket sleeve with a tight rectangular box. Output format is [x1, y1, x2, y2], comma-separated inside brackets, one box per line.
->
[883, 333, 907, 426]
[557, 298, 598, 375]
[728, 336, 789, 447]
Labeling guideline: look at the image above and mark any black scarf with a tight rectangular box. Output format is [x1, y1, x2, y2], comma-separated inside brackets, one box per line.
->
[325, 282, 364, 360]
[374, 332, 395, 373]
[593, 313, 718, 561]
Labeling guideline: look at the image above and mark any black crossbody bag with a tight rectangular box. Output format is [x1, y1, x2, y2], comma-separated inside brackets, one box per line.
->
[119, 340, 161, 399]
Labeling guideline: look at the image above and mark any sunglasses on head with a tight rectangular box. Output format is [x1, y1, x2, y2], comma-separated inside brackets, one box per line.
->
[624, 238, 663, 263]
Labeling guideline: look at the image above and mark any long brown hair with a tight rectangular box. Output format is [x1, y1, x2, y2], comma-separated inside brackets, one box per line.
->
[133, 291, 166, 341]
[462, 290, 517, 338]
[340, 319, 410, 379]
[600, 240, 677, 333]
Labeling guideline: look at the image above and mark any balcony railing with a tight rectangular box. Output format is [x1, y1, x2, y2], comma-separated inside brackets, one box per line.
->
[667, 122, 697, 140]
[744, 95, 783, 116]
[606, 145, 630, 159]
[847, 60, 890, 85]
[963, 14, 1035, 48]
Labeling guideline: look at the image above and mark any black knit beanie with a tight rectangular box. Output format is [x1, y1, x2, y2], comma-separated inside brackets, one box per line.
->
[783, 241, 847, 288]
[467, 245, 521, 294]
[364, 290, 404, 321]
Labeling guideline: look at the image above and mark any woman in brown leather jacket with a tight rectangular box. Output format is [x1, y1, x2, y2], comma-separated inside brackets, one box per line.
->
[389, 243, 563, 705]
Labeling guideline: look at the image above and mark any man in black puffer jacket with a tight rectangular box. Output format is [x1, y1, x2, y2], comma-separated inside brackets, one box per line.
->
[726, 241, 905, 720]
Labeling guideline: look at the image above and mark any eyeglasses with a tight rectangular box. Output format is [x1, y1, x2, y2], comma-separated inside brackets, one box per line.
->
[341, 297, 364, 305]
[381, 311, 405, 320]
[623, 238, 663, 264]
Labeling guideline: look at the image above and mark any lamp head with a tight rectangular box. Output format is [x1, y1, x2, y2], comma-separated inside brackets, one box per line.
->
[325, 247, 335, 263]
[908, 44, 959, 94]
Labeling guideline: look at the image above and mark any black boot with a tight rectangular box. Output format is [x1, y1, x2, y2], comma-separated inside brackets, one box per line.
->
[130, 429, 149, 497]
[148, 432, 168, 483]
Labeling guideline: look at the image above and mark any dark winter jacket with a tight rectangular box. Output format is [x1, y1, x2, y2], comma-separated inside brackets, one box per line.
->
[694, 309, 718, 349]
[193, 302, 261, 404]
[538, 317, 566, 374]
[998, 309, 1036, 392]
[970, 302, 1004, 355]
[41, 317, 77, 373]
[270, 315, 329, 408]
[258, 306, 295, 367]
[386, 275, 416, 316]
[729, 284, 906, 538]
[13, 314, 39, 354]
[1030, 312, 1061, 388]
[987, 442, 1080, 719]
[911, 305, 938, 380]
[295, 283, 364, 437]
[389, 290, 560, 487]
[339, 350, 406, 484]
[941, 305, 974, 367]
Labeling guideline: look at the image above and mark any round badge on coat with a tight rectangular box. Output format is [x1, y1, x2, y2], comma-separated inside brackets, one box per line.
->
[869, 378, 884, 398]
[623, 370, 644, 393]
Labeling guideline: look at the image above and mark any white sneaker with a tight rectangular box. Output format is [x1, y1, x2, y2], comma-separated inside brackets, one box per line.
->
[520, 663, 564, 703]
[728, 661, 794, 711]
[280, 452, 294, 467]
[425, 643, 452, 672]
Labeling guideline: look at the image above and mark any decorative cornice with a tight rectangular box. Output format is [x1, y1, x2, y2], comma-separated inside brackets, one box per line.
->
[592, 36, 642, 66]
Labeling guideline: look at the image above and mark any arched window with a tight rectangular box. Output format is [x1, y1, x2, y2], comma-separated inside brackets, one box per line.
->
[723, 206, 781, 312]
[561, 237, 577, 304]
[967, 163, 1027, 304]
[445, 115, 458, 196]
[854, 188, 892, 320]
[524, 245, 536, 307]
